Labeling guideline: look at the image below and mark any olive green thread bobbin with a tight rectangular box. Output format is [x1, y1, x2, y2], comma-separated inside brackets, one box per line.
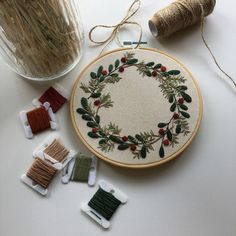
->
[71, 155, 92, 182]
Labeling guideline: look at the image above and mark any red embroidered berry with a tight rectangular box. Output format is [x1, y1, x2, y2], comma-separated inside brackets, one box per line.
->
[118, 66, 124, 72]
[173, 113, 179, 119]
[161, 66, 167, 72]
[122, 136, 128, 142]
[92, 128, 98, 133]
[159, 128, 165, 136]
[152, 70, 158, 77]
[121, 57, 127, 63]
[130, 144, 137, 151]
[94, 100, 101, 106]
[102, 70, 107, 75]
[178, 97, 184, 104]
[163, 139, 169, 146]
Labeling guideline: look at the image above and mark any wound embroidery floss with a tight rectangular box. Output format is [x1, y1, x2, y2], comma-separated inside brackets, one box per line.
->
[44, 139, 70, 163]
[26, 158, 57, 189]
[21, 158, 57, 196]
[70, 155, 92, 182]
[61, 154, 97, 185]
[26, 107, 51, 134]
[19, 102, 57, 139]
[33, 134, 76, 170]
[34, 84, 69, 113]
[148, 0, 236, 88]
[81, 180, 127, 228]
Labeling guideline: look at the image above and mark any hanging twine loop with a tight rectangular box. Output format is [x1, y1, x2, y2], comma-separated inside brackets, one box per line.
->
[89, 0, 142, 55]
[149, 0, 236, 89]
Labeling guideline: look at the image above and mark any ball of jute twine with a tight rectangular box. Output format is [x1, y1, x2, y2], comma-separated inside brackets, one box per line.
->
[148, 0, 215, 38]
[148, 0, 236, 89]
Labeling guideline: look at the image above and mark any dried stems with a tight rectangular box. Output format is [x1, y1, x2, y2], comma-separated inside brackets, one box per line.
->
[0, 0, 83, 79]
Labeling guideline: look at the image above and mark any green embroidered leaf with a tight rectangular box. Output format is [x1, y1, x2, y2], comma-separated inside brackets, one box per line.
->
[88, 132, 99, 138]
[127, 59, 138, 64]
[87, 122, 98, 128]
[97, 66, 103, 77]
[181, 92, 192, 103]
[146, 62, 155, 67]
[99, 131, 106, 137]
[99, 76, 105, 82]
[159, 145, 165, 158]
[115, 59, 120, 68]
[108, 64, 113, 72]
[82, 114, 93, 121]
[179, 104, 188, 111]
[177, 85, 187, 91]
[158, 123, 167, 128]
[167, 130, 172, 141]
[99, 139, 107, 145]
[109, 135, 123, 144]
[81, 97, 88, 109]
[90, 72, 97, 79]
[141, 146, 147, 158]
[170, 103, 176, 112]
[145, 70, 152, 77]
[168, 70, 180, 75]
[176, 124, 181, 134]
[154, 63, 162, 69]
[76, 108, 87, 114]
[161, 72, 169, 77]
[169, 95, 174, 103]
[135, 134, 143, 142]
[110, 73, 119, 77]
[95, 115, 100, 124]
[180, 111, 190, 118]
[118, 143, 130, 150]
[128, 135, 138, 144]
[91, 92, 101, 98]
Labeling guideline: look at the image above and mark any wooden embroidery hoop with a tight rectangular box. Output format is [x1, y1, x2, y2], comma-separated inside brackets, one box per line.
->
[70, 47, 203, 169]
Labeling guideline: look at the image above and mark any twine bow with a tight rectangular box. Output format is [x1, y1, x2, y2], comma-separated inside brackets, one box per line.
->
[88, 0, 142, 55]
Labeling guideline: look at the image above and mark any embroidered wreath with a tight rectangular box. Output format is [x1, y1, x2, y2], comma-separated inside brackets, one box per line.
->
[76, 52, 192, 159]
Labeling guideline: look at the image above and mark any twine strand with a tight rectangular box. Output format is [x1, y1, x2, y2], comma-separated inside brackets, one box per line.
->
[88, 0, 142, 55]
[200, 20, 236, 88]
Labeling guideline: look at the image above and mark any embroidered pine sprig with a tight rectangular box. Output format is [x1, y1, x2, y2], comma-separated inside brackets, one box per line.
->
[76, 52, 192, 159]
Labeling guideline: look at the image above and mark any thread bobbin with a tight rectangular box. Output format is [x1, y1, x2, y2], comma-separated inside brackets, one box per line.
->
[19, 102, 57, 139]
[33, 83, 69, 113]
[32, 133, 76, 170]
[81, 180, 127, 228]
[61, 154, 98, 186]
[21, 158, 58, 196]
[148, 0, 216, 38]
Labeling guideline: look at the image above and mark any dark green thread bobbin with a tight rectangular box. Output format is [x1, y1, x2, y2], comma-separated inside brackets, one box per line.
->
[71, 154, 92, 182]
[88, 187, 121, 220]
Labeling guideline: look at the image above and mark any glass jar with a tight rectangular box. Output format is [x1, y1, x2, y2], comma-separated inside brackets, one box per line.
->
[0, 0, 84, 81]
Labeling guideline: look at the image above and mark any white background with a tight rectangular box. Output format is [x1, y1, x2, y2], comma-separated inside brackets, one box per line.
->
[0, 0, 236, 235]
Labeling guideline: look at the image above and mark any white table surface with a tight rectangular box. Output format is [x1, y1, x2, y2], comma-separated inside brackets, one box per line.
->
[0, 0, 236, 235]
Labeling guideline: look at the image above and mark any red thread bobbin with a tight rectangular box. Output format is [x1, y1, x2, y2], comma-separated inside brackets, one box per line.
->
[39, 87, 67, 113]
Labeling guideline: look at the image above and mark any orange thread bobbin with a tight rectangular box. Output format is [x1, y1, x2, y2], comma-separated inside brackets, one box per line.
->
[26, 107, 51, 134]
[19, 102, 58, 139]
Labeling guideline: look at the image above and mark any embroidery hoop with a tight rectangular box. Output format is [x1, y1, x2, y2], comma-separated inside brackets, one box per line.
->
[70, 47, 203, 168]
